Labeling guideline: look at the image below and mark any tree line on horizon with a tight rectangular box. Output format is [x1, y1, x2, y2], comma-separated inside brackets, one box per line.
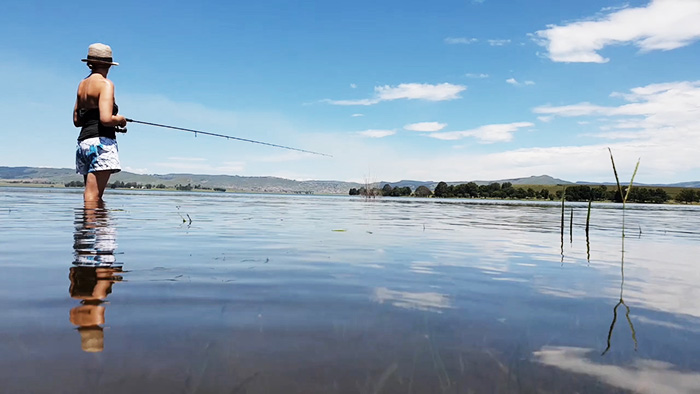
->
[65, 180, 226, 192]
[350, 182, 700, 204]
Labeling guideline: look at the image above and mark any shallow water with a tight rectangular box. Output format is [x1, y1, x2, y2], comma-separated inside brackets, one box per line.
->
[1, 187, 700, 393]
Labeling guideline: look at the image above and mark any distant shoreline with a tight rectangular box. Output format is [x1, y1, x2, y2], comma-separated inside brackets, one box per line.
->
[2, 183, 698, 205]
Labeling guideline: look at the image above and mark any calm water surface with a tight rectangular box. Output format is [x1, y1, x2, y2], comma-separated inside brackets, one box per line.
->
[1, 187, 699, 393]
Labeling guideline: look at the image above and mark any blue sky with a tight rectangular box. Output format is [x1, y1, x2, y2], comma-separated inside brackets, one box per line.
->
[1, 0, 699, 183]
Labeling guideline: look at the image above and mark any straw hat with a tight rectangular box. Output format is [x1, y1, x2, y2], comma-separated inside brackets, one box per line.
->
[81, 43, 119, 66]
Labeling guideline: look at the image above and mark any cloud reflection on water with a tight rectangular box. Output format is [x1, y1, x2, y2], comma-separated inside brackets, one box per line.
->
[373, 287, 451, 312]
[534, 346, 700, 394]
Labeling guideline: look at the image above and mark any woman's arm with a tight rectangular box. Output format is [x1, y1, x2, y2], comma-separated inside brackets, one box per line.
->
[73, 94, 82, 127]
[98, 80, 126, 127]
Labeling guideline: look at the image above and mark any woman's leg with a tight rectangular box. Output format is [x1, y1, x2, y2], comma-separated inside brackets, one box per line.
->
[84, 171, 112, 202]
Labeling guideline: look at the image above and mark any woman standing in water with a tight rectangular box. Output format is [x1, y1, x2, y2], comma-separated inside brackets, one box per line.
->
[73, 43, 127, 202]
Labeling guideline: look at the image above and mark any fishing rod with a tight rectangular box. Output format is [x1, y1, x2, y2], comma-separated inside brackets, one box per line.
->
[124, 118, 332, 157]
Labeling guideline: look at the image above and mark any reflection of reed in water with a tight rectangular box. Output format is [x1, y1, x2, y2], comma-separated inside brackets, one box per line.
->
[585, 200, 591, 263]
[601, 236, 638, 356]
[560, 190, 565, 264]
[70, 203, 123, 352]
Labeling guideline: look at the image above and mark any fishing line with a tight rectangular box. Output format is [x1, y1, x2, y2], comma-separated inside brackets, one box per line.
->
[125, 118, 332, 157]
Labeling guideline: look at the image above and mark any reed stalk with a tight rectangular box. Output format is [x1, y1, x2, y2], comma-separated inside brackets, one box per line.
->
[569, 208, 573, 244]
[602, 148, 640, 355]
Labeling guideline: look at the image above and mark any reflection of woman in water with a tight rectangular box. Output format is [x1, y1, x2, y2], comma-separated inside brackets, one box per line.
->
[69, 202, 122, 352]
[69, 266, 122, 352]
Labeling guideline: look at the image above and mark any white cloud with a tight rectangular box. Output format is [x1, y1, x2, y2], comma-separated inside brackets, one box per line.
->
[404, 121, 447, 132]
[488, 39, 511, 46]
[327, 83, 467, 106]
[123, 166, 150, 174]
[507, 78, 535, 86]
[358, 129, 396, 138]
[167, 157, 207, 162]
[152, 160, 246, 174]
[537, 116, 554, 123]
[309, 78, 700, 180]
[350, 83, 357, 89]
[428, 122, 534, 143]
[327, 98, 379, 106]
[534, 102, 605, 116]
[466, 73, 489, 78]
[351, 113, 364, 117]
[377, 83, 465, 101]
[253, 151, 310, 163]
[445, 37, 478, 44]
[534, 0, 700, 63]
[533, 81, 700, 134]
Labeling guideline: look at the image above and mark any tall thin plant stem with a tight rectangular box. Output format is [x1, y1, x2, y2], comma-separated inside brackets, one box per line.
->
[603, 148, 640, 355]
[560, 187, 566, 263]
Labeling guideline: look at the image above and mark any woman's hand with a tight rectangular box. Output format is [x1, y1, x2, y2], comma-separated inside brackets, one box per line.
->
[114, 115, 127, 127]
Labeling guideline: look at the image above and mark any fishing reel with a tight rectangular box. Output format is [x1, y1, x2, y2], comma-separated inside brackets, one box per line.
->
[115, 126, 127, 133]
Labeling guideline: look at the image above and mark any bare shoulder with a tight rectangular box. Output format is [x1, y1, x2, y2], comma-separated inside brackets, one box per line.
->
[100, 78, 115, 93]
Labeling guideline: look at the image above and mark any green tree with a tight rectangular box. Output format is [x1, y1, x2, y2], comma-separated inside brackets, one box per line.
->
[465, 182, 479, 197]
[434, 182, 449, 198]
[382, 184, 393, 196]
[593, 185, 608, 201]
[453, 183, 469, 198]
[676, 189, 697, 203]
[513, 188, 527, 199]
[64, 180, 84, 188]
[414, 185, 432, 197]
[478, 184, 490, 197]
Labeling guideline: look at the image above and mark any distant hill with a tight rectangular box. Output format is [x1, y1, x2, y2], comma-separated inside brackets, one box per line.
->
[575, 180, 700, 188]
[1, 166, 697, 194]
[474, 175, 572, 186]
[0, 166, 364, 194]
[667, 181, 700, 188]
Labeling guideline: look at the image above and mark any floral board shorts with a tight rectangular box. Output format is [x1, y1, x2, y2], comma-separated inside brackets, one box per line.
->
[75, 137, 121, 176]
